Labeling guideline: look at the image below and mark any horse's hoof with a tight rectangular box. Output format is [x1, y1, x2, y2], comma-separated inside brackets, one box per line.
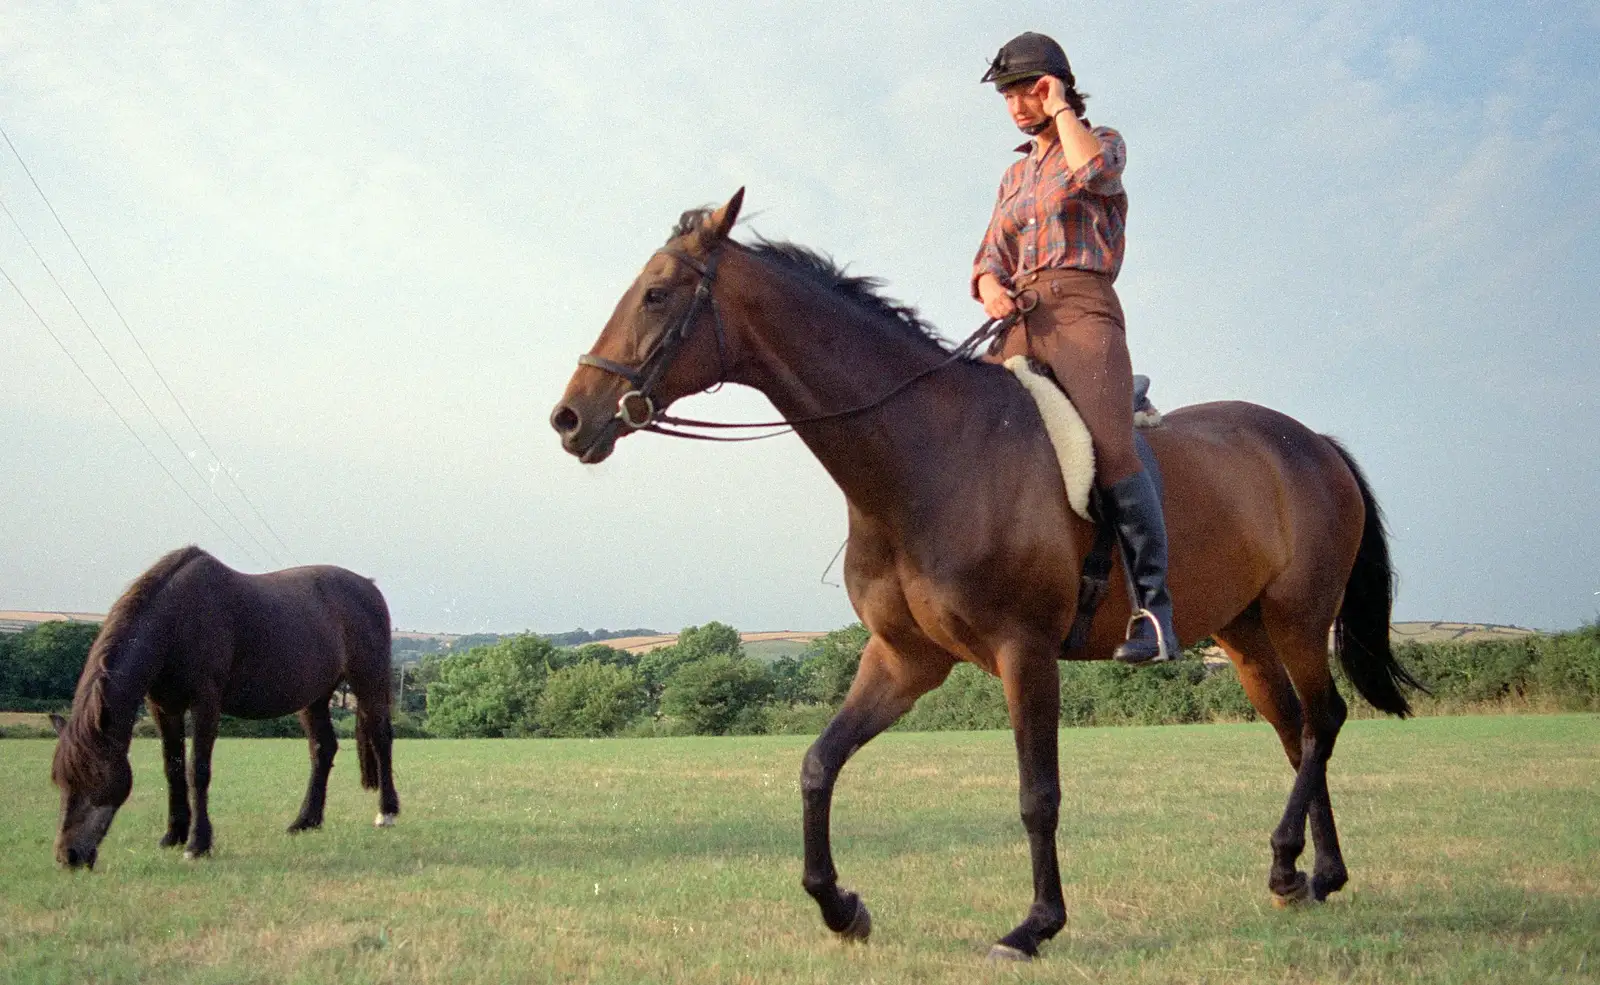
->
[182, 849, 209, 861]
[1271, 873, 1313, 908]
[374, 813, 397, 828]
[837, 897, 872, 942]
[987, 944, 1033, 962]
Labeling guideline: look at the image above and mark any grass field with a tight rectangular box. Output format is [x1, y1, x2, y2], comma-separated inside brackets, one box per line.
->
[2, 716, 1596, 984]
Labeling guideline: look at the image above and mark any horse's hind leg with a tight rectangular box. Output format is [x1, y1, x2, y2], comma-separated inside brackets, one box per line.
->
[149, 701, 191, 849]
[1260, 603, 1351, 903]
[185, 698, 221, 859]
[802, 637, 951, 942]
[355, 704, 400, 826]
[288, 698, 337, 833]
[1214, 610, 1316, 902]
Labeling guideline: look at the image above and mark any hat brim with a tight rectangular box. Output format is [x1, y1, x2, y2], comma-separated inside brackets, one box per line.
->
[985, 70, 1045, 89]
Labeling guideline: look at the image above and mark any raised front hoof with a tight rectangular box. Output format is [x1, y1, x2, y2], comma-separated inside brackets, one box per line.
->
[835, 896, 872, 943]
[374, 813, 398, 828]
[286, 819, 324, 834]
[1270, 872, 1316, 908]
[987, 943, 1034, 963]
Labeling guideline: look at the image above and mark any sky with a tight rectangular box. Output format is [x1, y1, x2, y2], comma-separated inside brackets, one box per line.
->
[2, 1, 1597, 635]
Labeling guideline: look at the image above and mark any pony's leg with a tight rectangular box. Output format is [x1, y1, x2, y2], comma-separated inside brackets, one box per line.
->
[185, 699, 221, 858]
[288, 698, 337, 833]
[149, 701, 191, 848]
[802, 637, 951, 941]
[990, 638, 1066, 961]
[1260, 605, 1351, 903]
[356, 704, 400, 826]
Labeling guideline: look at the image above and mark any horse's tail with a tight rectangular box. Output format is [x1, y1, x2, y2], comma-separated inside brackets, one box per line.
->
[1324, 436, 1426, 717]
[356, 706, 384, 790]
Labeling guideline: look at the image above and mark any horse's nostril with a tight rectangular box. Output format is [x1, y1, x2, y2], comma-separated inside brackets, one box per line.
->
[551, 405, 581, 436]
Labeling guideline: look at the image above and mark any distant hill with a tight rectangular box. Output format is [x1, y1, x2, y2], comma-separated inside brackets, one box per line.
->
[0, 610, 1543, 650]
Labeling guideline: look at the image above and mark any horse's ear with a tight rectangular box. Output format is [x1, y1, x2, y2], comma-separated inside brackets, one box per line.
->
[50, 712, 67, 737]
[703, 187, 745, 244]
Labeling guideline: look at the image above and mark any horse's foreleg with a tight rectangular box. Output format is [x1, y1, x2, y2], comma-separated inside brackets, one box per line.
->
[801, 638, 948, 941]
[990, 641, 1065, 961]
[150, 701, 190, 849]
[288, 698, 337, 833]
[185, 699, 220, 859]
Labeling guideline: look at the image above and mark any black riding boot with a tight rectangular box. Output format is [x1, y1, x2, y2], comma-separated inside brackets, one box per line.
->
[1104, 470, 1179, 664]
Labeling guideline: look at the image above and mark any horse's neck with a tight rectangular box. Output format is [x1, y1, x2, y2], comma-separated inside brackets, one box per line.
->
[91, 621, 167, 747]
[723, 261, 982, 512]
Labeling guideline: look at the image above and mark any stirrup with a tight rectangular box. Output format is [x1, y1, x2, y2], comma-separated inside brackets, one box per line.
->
[1114, 609, 1174, 664]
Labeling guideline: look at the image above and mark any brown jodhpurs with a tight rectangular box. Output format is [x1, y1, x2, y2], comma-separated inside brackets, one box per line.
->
[985, 269, 1142, 486]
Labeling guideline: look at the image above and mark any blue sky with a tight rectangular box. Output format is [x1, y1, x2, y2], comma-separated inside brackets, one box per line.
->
[2, 1, 1596, 633]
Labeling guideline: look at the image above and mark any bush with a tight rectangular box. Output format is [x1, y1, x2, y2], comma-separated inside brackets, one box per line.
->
[535, 662, 645, 737]
[660, 653, 773, 735]
[765, 704, 837, 736]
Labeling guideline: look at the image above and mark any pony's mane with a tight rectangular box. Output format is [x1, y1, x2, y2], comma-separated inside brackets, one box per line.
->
[52, 545, 209, 788]
[669, 208, 952, 352]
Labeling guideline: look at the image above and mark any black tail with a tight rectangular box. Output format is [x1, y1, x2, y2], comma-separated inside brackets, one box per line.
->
[355, 706, 384, 790]
[1324, 437, 1426, 717]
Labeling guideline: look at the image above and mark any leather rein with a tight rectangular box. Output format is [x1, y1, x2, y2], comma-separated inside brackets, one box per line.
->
[576, 244, 1029, 443]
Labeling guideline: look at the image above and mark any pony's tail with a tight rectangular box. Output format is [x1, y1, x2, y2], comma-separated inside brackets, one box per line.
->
[353, 591, 393, 792]
[1324, 437, 1426, 717]
[355, 706, 384, 790]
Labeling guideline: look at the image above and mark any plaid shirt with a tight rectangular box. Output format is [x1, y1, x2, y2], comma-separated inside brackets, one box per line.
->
[971, 126, 1128, 295]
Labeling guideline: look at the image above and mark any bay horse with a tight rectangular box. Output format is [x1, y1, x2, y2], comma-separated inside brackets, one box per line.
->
[50, 546, 400, 869]
[550, 190, 1420, 959]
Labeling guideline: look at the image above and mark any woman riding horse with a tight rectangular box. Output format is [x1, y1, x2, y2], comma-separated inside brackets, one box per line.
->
[974, 31, 1177, 664]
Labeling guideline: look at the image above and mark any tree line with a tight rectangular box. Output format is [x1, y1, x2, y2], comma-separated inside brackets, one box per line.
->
[4, 618, 1598, 739]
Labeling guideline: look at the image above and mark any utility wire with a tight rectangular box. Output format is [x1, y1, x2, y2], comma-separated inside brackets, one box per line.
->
[0, 260, 259, 562]
[0, 193, 281, 566]
[0, 123, 295, 561]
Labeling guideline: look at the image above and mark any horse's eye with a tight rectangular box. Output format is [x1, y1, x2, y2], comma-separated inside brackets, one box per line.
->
[642, 286, 669, 307]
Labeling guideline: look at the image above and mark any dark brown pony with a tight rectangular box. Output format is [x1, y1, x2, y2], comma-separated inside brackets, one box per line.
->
[50, 546, 400, 868]
[551, 190, 1420, 959]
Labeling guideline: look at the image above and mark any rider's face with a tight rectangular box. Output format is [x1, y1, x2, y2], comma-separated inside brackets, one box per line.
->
[1001, 79, 1047, 131]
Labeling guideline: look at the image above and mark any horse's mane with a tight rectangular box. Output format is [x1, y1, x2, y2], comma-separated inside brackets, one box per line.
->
[670, 208, 953, 353]
[52, 545, 209, 789]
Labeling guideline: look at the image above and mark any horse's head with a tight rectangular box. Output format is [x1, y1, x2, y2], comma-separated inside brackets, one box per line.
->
[50, 711, 132, 870]
[551, 188, 745, 463]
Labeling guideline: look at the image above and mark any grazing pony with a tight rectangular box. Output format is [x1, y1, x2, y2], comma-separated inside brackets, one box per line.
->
[551, 190, 1422, 959]
[51, 546, 400, 868]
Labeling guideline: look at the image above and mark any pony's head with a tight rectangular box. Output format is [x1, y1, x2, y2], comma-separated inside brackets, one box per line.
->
[551, 188, 745, 463]
[50, 708, 132, 870]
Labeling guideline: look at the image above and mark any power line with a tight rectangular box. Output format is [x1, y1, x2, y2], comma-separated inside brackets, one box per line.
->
[0, 192, 282, 566]
[0, 261, 260, 562]
[0, 122, 295, 562]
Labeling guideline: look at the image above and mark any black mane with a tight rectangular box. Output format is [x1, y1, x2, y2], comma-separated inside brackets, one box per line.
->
[669, 208, 952, 352]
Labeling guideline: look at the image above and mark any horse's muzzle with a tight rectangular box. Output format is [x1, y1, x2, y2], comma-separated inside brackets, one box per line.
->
[550, 401, 620, 464]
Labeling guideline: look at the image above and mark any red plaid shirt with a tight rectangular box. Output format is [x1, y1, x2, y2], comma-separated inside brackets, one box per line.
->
[971, 126, 1128, 295]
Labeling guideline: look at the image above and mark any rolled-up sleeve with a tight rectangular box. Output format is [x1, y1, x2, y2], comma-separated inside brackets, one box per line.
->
[971, 183, 1015, 298]
[1068, 127, 1125, 197]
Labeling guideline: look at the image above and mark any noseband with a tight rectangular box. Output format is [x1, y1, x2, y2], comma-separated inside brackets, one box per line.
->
[576, 246, 727, 430]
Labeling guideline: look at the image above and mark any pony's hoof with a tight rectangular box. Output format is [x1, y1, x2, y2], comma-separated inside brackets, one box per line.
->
[837, 897, 872, 942]
[1271, 873, 1314, 908]
[182, 848, 209, 861]
[374, 813, 397, 828]
[987, 944, 1033, 962]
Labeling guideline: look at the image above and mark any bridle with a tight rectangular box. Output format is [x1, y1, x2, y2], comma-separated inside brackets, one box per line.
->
[574, 243, 1034, 443]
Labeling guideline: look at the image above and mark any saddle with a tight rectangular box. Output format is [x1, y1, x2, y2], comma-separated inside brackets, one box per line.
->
[1003, 359, 1163, 652]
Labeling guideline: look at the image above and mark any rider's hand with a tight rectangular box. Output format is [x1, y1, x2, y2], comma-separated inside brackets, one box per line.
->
[1032, 75, 1070, 121]
[977, 275, 1016, 320]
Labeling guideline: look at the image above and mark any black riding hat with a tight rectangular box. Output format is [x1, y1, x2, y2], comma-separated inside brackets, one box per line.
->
[980, 32, 1075, 91]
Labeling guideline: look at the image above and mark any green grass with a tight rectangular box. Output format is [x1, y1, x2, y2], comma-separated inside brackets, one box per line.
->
[2, 715, 1597, 984]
